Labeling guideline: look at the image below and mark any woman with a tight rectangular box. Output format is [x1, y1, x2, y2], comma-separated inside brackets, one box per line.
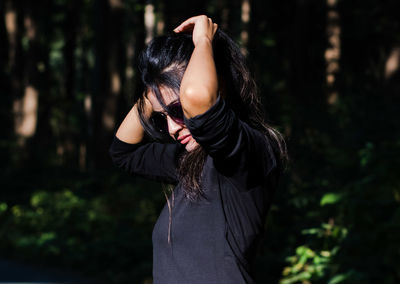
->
[109, 15, 286, 284]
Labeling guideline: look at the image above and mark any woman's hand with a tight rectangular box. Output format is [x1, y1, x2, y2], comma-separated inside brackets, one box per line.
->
[174, 15, 218, 47]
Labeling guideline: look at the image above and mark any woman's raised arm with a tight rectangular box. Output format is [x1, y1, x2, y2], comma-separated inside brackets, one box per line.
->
[175, 15, 219, 118]
[110, 96, 182, 184]
[115, 96, 152, 144]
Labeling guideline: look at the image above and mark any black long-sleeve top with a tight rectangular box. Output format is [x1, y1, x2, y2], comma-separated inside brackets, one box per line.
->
[109, 95, 279, 283]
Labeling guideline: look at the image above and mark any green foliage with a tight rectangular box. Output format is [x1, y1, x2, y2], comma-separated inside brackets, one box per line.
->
[0, 175, 163, 283]
[280, 221, 346, 284]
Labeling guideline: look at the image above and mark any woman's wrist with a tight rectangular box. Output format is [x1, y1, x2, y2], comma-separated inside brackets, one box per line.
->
[194, 36, 213, 48]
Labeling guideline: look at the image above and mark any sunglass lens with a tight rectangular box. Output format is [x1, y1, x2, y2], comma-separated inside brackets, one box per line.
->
[151, 113, 168, 133]
[168, 103, 184, 124]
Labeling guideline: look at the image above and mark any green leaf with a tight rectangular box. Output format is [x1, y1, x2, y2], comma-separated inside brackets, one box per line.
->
[327, 273, 351, 284]
[0, 202, 7, 213]
[320, 193, 342, 206]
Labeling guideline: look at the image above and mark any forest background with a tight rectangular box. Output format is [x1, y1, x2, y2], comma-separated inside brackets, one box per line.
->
[0, 0, 399, 283]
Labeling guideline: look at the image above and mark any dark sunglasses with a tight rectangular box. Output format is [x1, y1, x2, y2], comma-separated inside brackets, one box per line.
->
[150, 102, 184, 134]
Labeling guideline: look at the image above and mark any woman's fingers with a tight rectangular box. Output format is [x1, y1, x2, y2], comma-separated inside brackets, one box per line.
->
[173, 15, 210, 33]
[173, 16, 198, 32]
[174, 15, 205, 32]
[174, 15, 218, 46]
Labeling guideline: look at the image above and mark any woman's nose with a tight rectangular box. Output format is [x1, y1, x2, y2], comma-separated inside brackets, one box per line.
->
[166, 116, 183, 138]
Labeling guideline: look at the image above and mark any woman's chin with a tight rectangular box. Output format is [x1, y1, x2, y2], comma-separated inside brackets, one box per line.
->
[185, 139, 199, 152]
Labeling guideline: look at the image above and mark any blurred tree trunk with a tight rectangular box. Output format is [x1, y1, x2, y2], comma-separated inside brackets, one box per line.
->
[131, 0, 145, 104]
[0, 0, 14, 168]
[91, 0, 108, 170]
[226, 0, 241, 41]
[290, 0, 309, 101]
[104, 0, 124, 139]
[155, 0, 165, 35]
[92, 0, 125, 169]
[62, 0, 80, 167]
[65, 0, 79, 102]
[77, 1, 96, 172]
[20, 1, 53, 166]
[289, 0, 326, 112]
[239, 0, 250, 55]
[15, 4, 40, 145]
[0, 1, 13, 140]
[30, 0, 53, 168]
[4, 0, 24, 142]
[145, 0, 155, 44]
[325, 0, 341, 105]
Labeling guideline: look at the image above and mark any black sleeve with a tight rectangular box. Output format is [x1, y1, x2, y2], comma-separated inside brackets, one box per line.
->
[183, 95, 277, 184]
[109, 136, 184, 185]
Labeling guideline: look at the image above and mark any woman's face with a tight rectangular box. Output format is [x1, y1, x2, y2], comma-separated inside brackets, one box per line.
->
[147, 88, 199, 152]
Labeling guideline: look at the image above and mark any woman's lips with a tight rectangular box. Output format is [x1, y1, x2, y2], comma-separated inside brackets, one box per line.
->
[180, 135, 191, 144]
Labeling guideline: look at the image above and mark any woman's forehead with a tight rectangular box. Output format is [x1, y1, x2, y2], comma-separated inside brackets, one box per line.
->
[147, 87, 178, 111]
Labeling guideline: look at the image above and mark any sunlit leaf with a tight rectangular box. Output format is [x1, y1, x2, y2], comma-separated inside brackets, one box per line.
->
[320, 193, 342, 206]
[327, 273, 351, 284]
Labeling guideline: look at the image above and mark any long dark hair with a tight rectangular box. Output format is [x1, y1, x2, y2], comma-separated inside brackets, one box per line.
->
[137, 30, 287, 200]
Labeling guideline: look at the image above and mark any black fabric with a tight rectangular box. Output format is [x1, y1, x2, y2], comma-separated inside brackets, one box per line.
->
[109, 95, 279, 284]
[109, 138, 185, 185]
